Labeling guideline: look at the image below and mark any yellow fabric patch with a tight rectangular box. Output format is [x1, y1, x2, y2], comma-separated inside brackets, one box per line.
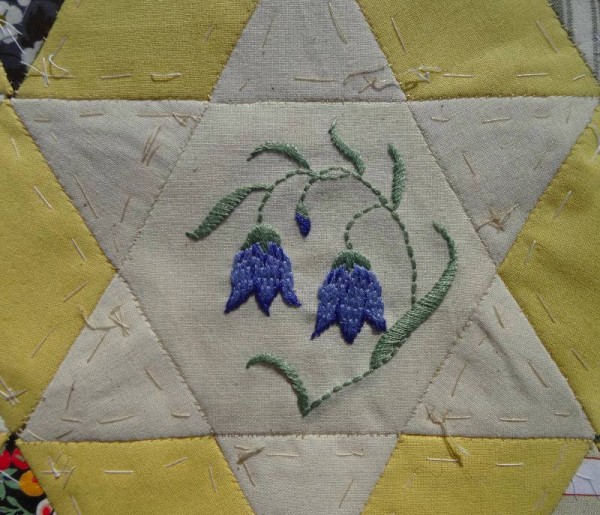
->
[356, 0, 600, 99]
[18, 437, 254, 515]
[17, 0, 258, 100]
[0, 61, 11, 96]
[500, 105, 600, 436]
[0, 100, 114, 431]
[363, 435, 589, 514]
[0, 433, 7, 448]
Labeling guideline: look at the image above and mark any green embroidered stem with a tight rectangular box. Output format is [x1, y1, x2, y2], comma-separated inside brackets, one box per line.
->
[248, 142, 312, 170]
[344, 204, 418, 305]
[389, 209, 418, 306]
[388, 144, 407, 209]
[246, 353, 311, 415]
[256, 169, 320, 223]
[370, 222, 457, 369]
[246, 222, 457, 416]
[344, 204, 382, 250]
[329, 121, 366, 176]
[298, 165, 387, 224]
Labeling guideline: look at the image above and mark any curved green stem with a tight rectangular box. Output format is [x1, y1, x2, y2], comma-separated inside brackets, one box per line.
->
[247, 222, 458, 416]
[344, 204, 382, 250]
[256, 169, 320, 224]
[344, 204, 418, 305]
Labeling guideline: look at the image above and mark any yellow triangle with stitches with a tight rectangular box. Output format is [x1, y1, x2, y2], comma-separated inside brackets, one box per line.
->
[18, 437, 254, 515]
[356, 0, 600, 99]
[0, 60, 11, 96]
[363, 435, 590, 515]
[0, 99, 114, 432]
[500, 104, 600, 438]
[17, 0, 259, 100]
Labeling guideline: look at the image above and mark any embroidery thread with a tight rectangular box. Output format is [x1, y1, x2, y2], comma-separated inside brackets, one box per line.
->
[187, 123, 458, 416]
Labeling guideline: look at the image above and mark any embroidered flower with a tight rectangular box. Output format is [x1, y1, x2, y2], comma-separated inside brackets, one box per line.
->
[294, 203, 311, 237]
[19, 470, 43, 497]
[312, 250, 386, 344]
[225, 224, 301, 315]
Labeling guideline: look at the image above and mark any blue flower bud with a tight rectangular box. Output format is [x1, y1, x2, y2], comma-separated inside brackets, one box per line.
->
[295, 203, 311, 237]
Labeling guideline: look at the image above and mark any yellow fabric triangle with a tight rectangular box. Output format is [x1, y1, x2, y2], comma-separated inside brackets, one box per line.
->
[0, 100, 114, 431]
[0, 61, 12, 96]
[356, 0, 600, 99]
[19, 437, 254, 515]
[17, 0, 259, 99]
[363, 435, 590, 514]
[500, 104, 600, 436]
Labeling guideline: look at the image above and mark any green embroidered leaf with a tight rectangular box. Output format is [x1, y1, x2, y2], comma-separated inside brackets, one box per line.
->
[186, 185, 269, 240]
[329, 121, 365, 176]
[370, 222, 457, 369]
[388, 144, 406, 209]
[246, 353, 311, 415]
[248, 142, 311, 170]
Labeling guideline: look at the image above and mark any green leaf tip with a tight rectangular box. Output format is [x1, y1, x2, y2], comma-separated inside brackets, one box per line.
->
[329, 121, 366, 176]
[388, 144, 406, 209]
[186, 185, 269, 241]
[246, 353, 311, 415]
[247, 142, 311, 170]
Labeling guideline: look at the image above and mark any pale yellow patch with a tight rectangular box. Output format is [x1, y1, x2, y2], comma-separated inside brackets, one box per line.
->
[0, 100, 114, 431]
[17, 0, 259, 99]
[364, 434, 590, 514]
[356, 0, 600, 99]
[19, 437, 254, 515]
[500, 104, 600, 436]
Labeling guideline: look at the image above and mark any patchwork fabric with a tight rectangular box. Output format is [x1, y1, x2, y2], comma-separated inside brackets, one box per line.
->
[13, 100, 207, 267]
[0, 0, 64, 89]
[551, 0, 600, 79]
[555, 446, 600, 513]
[408, 96, 598, 263]
[2, 1, 600, 514]
[500, 105, 600, 438]
[121, 101, 495, 433]
[0, 437, 53, 515]
[356, 0, 600, 99]
[0, 99, 115, 432]
[211, 0, 403, 102]
[17, 0, 259, 99]
[363, 435, 590, 514]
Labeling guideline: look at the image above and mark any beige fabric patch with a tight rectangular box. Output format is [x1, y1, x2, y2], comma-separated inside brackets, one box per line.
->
[21, 275, 211, 442]
[121, 101, 495, 433]
[408, 96, 598, 264]
[0, 415, 6, 434]
[211, 0, 403, 102]
[218, 435, 397, 515]
[405, 275, 593, 439]
[12, 100, 207, 267]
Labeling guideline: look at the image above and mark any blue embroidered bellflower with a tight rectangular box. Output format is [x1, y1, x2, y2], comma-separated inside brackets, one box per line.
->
[225, 224, 301, 315]
[295, 203, 311, 237]
[312, 250, 386, 344]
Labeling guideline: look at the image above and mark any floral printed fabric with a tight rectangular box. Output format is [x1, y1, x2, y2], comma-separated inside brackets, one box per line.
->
[0, 437, 53, 515]
[0, 0, 64, 88]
